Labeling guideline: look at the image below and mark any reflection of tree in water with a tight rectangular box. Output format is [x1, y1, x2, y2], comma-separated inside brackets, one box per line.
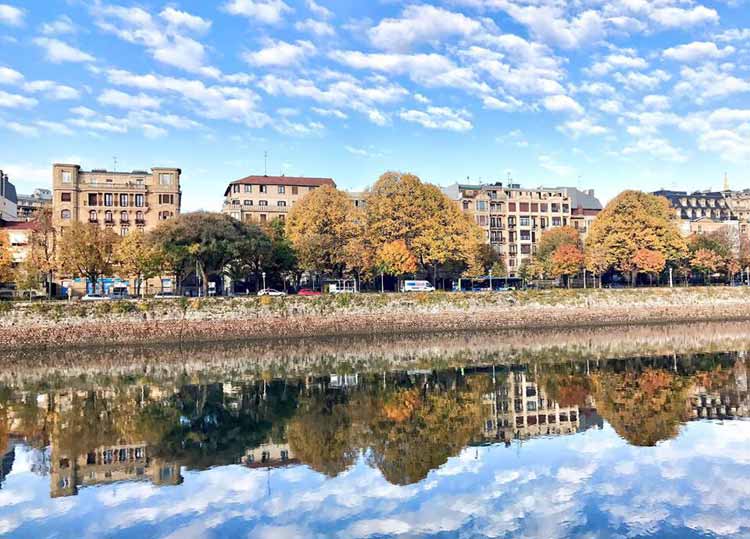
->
[591, 369, 693, 446]
[538, 371, 592, 408]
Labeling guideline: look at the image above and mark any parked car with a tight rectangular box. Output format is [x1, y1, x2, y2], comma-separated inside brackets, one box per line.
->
[400, 280, 435, 292]
[258, 288, 286, 297]
[81, 293, 111, 302]
[298, 288, 321, 296]
[109, 289, 130, 300]
[154, 291, 179, 299]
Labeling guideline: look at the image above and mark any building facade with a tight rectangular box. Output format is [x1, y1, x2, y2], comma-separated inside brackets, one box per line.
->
[52, 164, 181, 236]
[223, 174, 335, 224]
[0, 170, 18, 222]
[16, 188, 52, 221]
[443, 182, 602, 277]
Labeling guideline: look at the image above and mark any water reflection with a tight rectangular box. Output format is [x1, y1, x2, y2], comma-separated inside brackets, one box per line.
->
[2, 339, 750, 538]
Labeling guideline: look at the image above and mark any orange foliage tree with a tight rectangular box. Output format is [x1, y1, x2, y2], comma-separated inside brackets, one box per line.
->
[550, 244, 584, 287]
[633, 248, 666, 285]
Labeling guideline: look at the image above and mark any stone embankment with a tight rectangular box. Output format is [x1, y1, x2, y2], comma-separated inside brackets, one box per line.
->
[3, 288, 750, 349]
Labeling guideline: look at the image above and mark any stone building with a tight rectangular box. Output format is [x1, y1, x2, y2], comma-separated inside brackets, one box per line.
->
[16, 188, 52, 221]
[442, 182, 602, 277]
[52, 164, 181, 236]
[223, 174, 335, 224]
[0, 170, 17, 222]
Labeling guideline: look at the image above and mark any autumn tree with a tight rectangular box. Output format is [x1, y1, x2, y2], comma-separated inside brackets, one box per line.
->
[14, 257, 44, 297]
[27, 207, 57, 298]
[57, 222, 120, 292]
[585, 191, 687, 284]
[550, 244, 584, 287]
[633, 248, 666, 285]
[285, 184, 359, 277]
[0, 230, 12, 283]
[115, 230, 163, 296]
[691, 248, 724, 284]
[377, 240, 417, 289]
[585, 244, 609, 288]
[534, 226, 580, 277]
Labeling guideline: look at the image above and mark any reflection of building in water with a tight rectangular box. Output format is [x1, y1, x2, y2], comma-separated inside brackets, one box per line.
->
[329, 374, 359, 389]
[241, 441, 298, 469]
[50, 442, 183, 498]
[481, 370, 594, 444]
[0, 446, 14, 489]
[691, 362, 750, 420]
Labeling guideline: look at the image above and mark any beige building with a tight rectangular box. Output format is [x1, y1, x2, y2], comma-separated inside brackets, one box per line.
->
[442, 182, 601, 277]
[223, 174, 335, 224]
[16, 188, 52, 221]
[52, 164, 181, 236]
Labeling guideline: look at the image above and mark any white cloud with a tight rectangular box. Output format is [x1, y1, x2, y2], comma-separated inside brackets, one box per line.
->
[23, 80, 80, 100]
[33, 38, 94, 63]
[98, 89, 161, 110]
[495, 3, 605, 49]
[543, 94, 584, 115]
[70, 106, 96, 117]
[0, 4, 23, 26]
[368, 5, 483, 52]
[399, 106, 473, 132]
[674, 63, 750, 102]
[243, 40, 316, 67]
[663, 41, 734, 63]
[35, 120, 74, 136]
[306, 0, 331, 19]
[613, 70, 670, 91]
[7, 121, 38, 137]
[642, 95, 670, 111]
[312, 107, 347, 119]
[539, 154, 576, 176]
[649, 6, 719, 28]
[623, 136, 687, 162]
[0, 89, 36, 108]
[588, 53, 647, 76]
[159, 7, 212, 32]
[295, 19, 334, 36]
[0, 66, 23, 85]
[223, 0, 292, 24]
[41, 15, 75, 35]
[557, 117, 608, 137]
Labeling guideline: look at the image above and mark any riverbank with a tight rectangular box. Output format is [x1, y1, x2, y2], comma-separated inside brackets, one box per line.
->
[3, 287, 750, 349]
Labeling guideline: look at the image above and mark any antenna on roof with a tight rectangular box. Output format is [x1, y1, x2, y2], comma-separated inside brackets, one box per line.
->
[264, 150, 268, 176]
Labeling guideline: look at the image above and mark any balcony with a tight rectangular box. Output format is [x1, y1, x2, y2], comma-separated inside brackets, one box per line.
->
[135, 219, 146, 226]
[89, 218, 98, 224]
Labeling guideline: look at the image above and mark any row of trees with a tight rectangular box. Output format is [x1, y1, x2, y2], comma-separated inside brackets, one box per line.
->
[526, 190, 750, 286]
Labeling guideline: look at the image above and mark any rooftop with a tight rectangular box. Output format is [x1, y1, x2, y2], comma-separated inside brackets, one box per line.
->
[224, 174, 335, 196]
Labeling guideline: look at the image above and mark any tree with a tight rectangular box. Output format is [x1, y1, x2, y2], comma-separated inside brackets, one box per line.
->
[633, 248, 665, 285]
[57, 222, 120, 292]
[0, 230, 12, 283]
[550, 244, 584, 287]
[691, 248, 724, 284]
[27, 207, 57, 298]
[286, 185, 358, 276]
[227, 224, 273, 292]
[14, 257, 43, 297]
[689, 226, 734, 260]
[585, 191, 687, 284]
[150, 212, 251, 295]
[115, 230, 163, 296]
[534, 226, 580, 277]
[585, 244, 609, 288]
[377, 240, 417, 288]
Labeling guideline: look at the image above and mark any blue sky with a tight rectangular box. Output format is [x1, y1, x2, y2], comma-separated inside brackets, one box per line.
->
[1, 1, 750, 211]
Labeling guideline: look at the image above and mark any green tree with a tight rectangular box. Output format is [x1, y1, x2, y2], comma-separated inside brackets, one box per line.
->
[57, 222, 120, 292]
[586, 191, 687, 284]
[115, 230, 163, 296]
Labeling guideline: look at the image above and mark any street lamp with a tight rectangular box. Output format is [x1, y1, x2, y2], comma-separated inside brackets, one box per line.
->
[489, 269, 493, 291]
[262, 271, 267, 291]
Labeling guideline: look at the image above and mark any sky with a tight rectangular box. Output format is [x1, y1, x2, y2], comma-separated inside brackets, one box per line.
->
[1, 1, 750, 211]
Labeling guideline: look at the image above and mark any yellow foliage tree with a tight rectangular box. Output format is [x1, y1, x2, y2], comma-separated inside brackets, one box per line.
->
[0, 230, 12, 283]
[377, 240, 417, 280]
[585, 190, 687, 284]
[57, 222, 120, 292]
[115, 229, 163, 296]
[286, 185, 359, 276]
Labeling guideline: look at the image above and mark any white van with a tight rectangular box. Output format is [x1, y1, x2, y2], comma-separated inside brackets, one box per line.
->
[400, 280, 435, 292]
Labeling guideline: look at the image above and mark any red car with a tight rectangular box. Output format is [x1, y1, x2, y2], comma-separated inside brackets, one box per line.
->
[297, 288, 321, 296]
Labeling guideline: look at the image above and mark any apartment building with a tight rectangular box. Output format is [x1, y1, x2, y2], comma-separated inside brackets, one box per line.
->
[480, 369, 583, 444]
[0, 170, 17, 222]
[223, 174, 335, 224]
[16, 188, 52, 221]
[443, 182, 602, 277]
[52, 164, 181, 236]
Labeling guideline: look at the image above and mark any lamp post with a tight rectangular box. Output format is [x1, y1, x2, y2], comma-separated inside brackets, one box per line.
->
[489, 270, 493, 292]
[262, 271, 267, 291]
[669, 266, 673, 288]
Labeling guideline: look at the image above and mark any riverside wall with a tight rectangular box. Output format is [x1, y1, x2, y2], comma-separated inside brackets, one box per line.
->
[3, 288, 750, 349]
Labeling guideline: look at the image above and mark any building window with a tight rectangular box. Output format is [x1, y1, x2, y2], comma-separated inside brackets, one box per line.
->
[292, 186, 298, 195]
[509, 202, 516, 212]
[259, 185, 268, 193]
[552, 217, 561, 226]
[562, 204, 569, 212]
[135, 194, 144, 207]
[521, 244, 531, 254]
[120, 227, 128, 236]
[520, 216, 530, 226]
[259, 200, 268, 206]
[88, 193, 97, 206]
[520, 203, 529, 212]
[105, 211, 113, 223]
[477, 201, 487, 211]
[551, 203, 560, 212]
[278, 185, 285, 194]
[531, 203, 539, 212]
[159, 173, 173, 185]
[244, 200, 252, 206]
[104, 193, 113, 206]
[120, 211, 128, 222]
[541, 204, 548, 212]
[136, 211, 144, 223]
[61, 209, 71, 220]
[159, 194, 174, 205]
[89, 210, 97, 222]
[520, 230, 530, 241]
[277, 201, 286, 207]
[61, 192, 71, 202]
[120, 194, 128, 206]
[244, 184, 251, 193]
[260, 214, 267, 222]
[61, 171, 72, 183]
[232, 199, 240, 206]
